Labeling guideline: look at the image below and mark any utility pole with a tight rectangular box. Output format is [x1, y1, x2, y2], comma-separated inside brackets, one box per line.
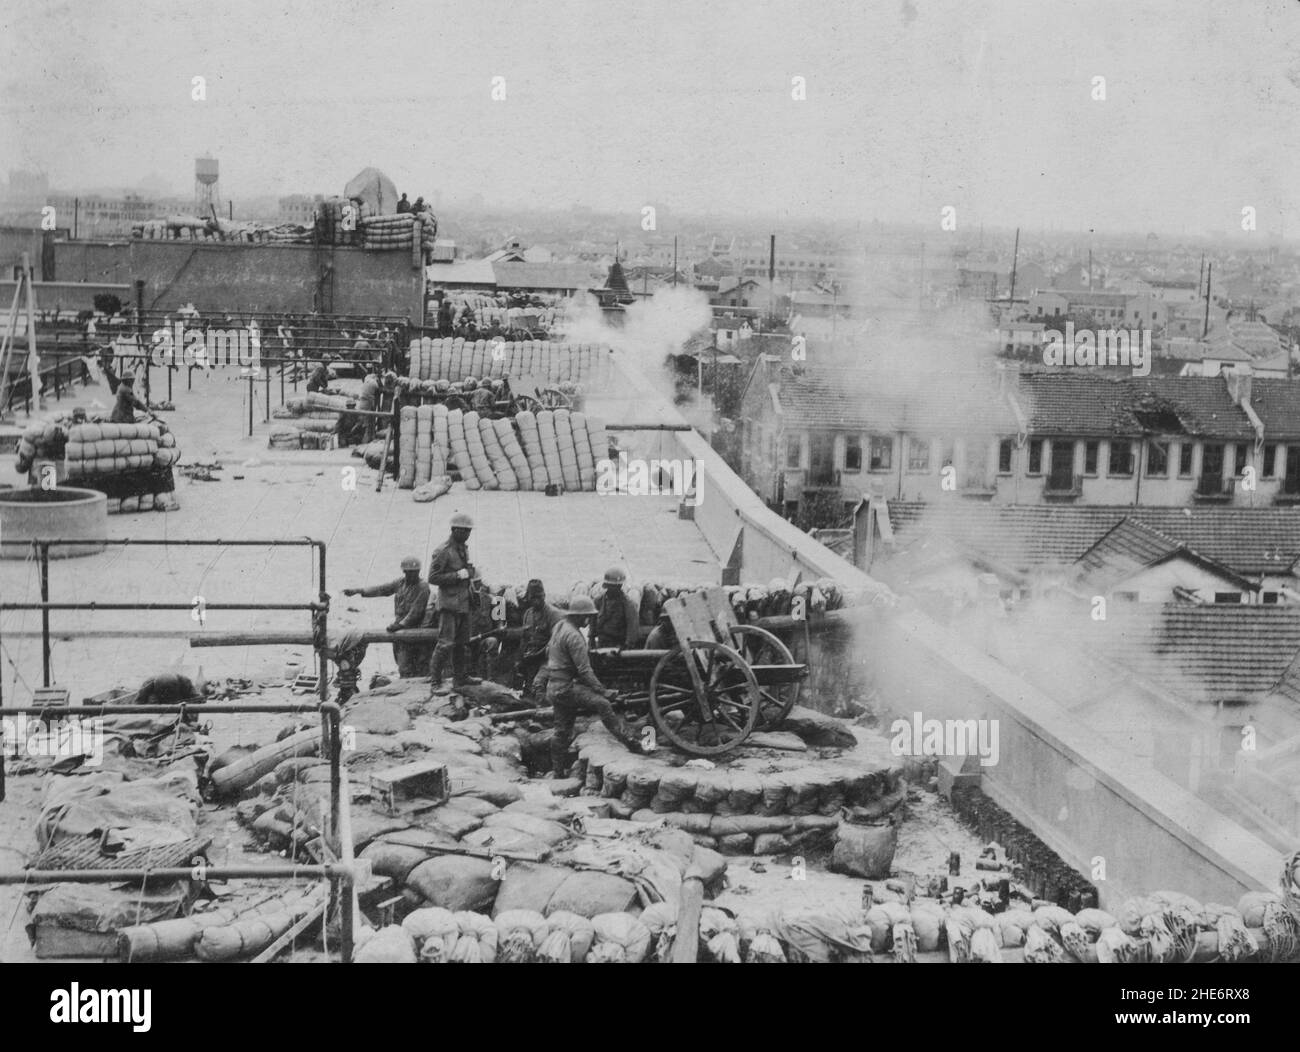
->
[672, 235, 678, 288]
[768, 234, 776, 323]
[1203, 262, 1212, 339]
[1008, 227, 1020, 303]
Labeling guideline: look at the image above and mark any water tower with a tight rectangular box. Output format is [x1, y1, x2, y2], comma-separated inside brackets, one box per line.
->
[194, 156, 219, 216]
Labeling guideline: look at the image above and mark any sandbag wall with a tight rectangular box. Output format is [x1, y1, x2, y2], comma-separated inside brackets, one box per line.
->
[359, 211, 438, 251]
[397, 403, 607, 493]
[408, 336, 610, 386]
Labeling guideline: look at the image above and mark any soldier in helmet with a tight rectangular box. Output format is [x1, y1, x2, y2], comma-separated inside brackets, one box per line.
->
[516, 579, 563, 698]
[547, 595, 644, 777]
[110, 372, 149, 424]
[342, 555, 431, 677]
[592, 566, 641, 650]
[427, 512, 481, 694]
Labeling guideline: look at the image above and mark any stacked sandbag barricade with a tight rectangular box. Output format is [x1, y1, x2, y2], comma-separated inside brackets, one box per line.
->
[14, 416, 181, 513]
[270, 391, 352, 449]
[393, 402, 608, 497]
[359, 211, 438, 252]
[407, 336, 609, 385]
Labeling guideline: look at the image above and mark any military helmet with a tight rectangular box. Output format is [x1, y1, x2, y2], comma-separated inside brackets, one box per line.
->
[567, 595, 597, 616]
[400, 555, 421, 571]
[603, 566, 627, 586]
[450, 512, 474, 529]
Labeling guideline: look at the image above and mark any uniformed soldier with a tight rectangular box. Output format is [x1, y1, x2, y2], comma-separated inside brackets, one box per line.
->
[516, 579, 564, 698]
[592, 566, 641, 649]
[427, 512, 481, 693]
[342, 556, 430, 677]
[547, 595, 643, 777]
[110, 373, 149, 424]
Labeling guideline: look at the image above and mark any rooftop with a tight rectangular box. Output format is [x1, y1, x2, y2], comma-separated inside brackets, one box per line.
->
[887, 501, 1300, 576]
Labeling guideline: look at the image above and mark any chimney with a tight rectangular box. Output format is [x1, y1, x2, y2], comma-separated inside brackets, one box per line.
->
[1227, 369, 1252, 408]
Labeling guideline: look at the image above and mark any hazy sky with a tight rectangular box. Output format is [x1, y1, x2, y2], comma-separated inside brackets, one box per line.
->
[3, 0, 1300, 235]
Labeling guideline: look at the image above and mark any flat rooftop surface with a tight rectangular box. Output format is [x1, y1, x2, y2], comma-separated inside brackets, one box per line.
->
[0, 367, 720, 697]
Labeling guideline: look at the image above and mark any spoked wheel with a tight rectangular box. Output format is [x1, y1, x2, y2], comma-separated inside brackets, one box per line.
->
[729, 625, 800, 730]
[511, 394, 543, 415]
[649, 640, 760, 755]
[537, 388, 573, 411]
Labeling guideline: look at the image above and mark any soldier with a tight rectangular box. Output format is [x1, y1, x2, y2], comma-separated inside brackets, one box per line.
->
[109, 373, 149, 424]
[516, 579, 563, 698]
[427, 512, 481, 694]
[342, 556, 430, 677]
[547, 595, 643, 778]
[592, 566, 641, 649]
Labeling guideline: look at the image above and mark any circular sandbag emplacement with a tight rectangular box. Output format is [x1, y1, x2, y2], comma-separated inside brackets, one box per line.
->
[0, 486, 108, 559]
[571, 721, 904, 854]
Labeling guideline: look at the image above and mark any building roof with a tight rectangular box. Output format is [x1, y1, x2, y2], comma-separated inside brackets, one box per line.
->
[886, 501, 1300, 577]
[1073, 517, 1253, 593]
[1016, 372, 1254, 438]
[1210, 320, 1284, 362]
[427, 259, 497, 286]
[491, 261, 596, 291]
[1249, 379, 1300, 438]
[770, 366, 1019, 435]
[1016, 603, 1300, 704]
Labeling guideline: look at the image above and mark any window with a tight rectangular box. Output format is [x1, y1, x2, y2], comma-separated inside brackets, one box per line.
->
[998, 439, 1014, 474]
[1147, 441, 1169, 477]
[869, 436, 893, 471]
[785, 435, 801, 469]
[907, 437, 930, 472]
[1108, 440, 1134, 476]
[1262, 592, 1280, 604]
[1179, 443, 1194, 477]
[1084, 441, 1099, 476]
[1264, 444, 1278, 478]
[1235, 443, 1250, 477]
[844, 436, 863, 473]
[1214, 592, 1243, 604]
[1028, 439, 1043, 475]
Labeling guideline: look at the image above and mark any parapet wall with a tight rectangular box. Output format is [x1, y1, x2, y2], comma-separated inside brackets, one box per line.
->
[653, 415, 1279, 908]
[52, 240, 423, 318]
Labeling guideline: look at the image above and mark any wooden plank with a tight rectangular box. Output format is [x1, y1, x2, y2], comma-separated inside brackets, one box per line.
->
[678, 591, 720, 643]
[700, 586, 738, 632]
[669, 876, 704, 963]
[251, 899, 327, 963]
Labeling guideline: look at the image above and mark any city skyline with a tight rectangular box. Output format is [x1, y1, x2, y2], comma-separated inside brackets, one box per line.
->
[4, 0, 1299, 237]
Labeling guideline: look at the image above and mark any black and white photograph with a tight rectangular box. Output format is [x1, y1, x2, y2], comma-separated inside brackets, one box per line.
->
[1, 0, 1298, 1016]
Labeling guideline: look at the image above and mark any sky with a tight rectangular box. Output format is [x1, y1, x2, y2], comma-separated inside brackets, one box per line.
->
[3, 0, 1300, 236]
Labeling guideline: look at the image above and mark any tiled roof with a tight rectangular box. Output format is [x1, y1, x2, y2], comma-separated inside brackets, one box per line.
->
[1210, 321, 1284, 361]
[1017, 373, 1254, 438]
[1017, 603, 1300, 703]
[773, 367, 1019, 434]
[886, 501, 1300, 576]
[1074, 518, 1182, 589]
[1250, 379, 1300, 438]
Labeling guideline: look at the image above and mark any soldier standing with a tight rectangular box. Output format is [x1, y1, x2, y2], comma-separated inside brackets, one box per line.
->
[427, 512, 482, 694]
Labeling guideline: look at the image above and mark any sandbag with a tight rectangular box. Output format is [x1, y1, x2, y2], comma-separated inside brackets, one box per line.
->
[828, 821, 896, 879]
[546, 870, 639, 918]
[537, 910, 594, 963]
[491, 862, 571, 916]
[359, 839, 435, 883]
[354, 924, 417, 963]
[406, 855, 500, 913]
[495, 909, 548, 963]
[589, 912, 651, 963]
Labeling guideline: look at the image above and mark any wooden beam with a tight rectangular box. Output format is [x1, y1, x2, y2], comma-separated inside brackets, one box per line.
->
[669, 876, 704, 963]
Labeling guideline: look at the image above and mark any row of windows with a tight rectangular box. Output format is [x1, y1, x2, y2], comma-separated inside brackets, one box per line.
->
[778, 433, 1298, 481]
